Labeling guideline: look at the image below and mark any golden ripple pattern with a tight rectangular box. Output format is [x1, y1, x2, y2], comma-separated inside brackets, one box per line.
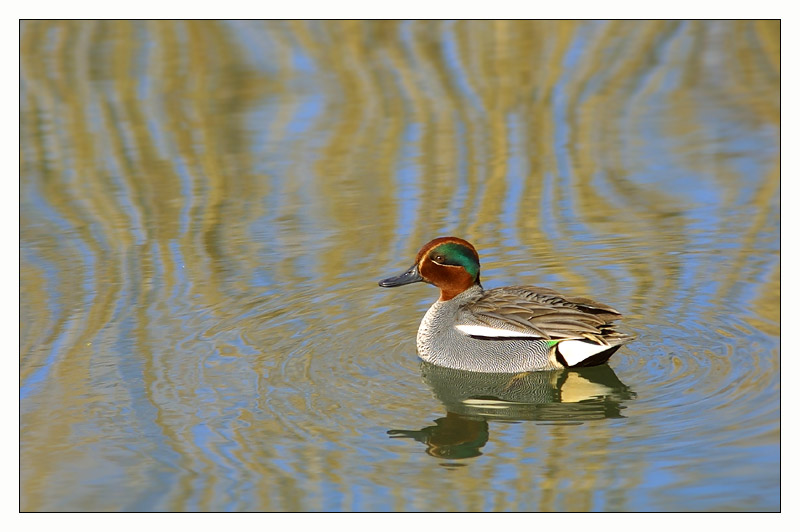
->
[20, 20, 778, 511]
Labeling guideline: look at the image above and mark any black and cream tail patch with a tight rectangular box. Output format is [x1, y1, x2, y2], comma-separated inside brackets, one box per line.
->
[555, 340, 622, 368]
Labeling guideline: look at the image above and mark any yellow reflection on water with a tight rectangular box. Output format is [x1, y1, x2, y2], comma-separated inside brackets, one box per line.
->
[21, 20, 779, 511]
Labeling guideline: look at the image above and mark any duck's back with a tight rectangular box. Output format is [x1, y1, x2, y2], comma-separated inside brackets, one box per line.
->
[465, 285, 625, 340]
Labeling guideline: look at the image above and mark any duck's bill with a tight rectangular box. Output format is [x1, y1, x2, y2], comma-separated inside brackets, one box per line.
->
[379, 264, 423, 287]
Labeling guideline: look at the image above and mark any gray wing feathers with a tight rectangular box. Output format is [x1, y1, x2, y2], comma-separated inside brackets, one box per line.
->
[456, 285, 627, 342]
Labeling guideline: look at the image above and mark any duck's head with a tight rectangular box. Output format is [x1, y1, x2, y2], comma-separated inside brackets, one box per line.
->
[379, 237, 481, 300]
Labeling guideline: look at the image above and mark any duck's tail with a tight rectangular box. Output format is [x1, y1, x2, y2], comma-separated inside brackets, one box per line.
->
[553, 332, 635, 368]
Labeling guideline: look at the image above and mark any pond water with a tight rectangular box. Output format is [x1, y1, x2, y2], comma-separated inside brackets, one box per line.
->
[20, 20, 779, 511]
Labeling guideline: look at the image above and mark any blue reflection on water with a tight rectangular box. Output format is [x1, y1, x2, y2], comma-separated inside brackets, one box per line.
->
[394, 123, 423, 242]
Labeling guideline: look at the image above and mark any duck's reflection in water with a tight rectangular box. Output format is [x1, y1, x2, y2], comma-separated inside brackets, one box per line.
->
[388, 361, 635, 459]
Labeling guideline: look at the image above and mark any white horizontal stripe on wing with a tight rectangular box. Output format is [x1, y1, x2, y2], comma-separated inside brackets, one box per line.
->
[455, 324, 541, 338]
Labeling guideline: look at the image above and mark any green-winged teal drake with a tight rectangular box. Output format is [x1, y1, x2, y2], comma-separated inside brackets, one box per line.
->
[379, 237, 633, 373]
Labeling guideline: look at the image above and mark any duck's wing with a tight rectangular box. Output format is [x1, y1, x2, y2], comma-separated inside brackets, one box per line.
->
[454, 285, 626, 343]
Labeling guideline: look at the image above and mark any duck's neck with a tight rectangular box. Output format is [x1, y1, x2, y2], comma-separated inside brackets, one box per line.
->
[438, 282, 483, 302]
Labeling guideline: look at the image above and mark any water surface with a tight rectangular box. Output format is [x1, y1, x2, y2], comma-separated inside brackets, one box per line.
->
[20, 20, 779, 511]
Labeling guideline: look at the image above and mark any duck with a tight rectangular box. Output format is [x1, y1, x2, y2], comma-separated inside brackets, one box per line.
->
[379, 236, 633, 373]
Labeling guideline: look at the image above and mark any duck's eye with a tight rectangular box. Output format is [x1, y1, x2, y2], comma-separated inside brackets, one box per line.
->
[433, 254, 445, 263]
